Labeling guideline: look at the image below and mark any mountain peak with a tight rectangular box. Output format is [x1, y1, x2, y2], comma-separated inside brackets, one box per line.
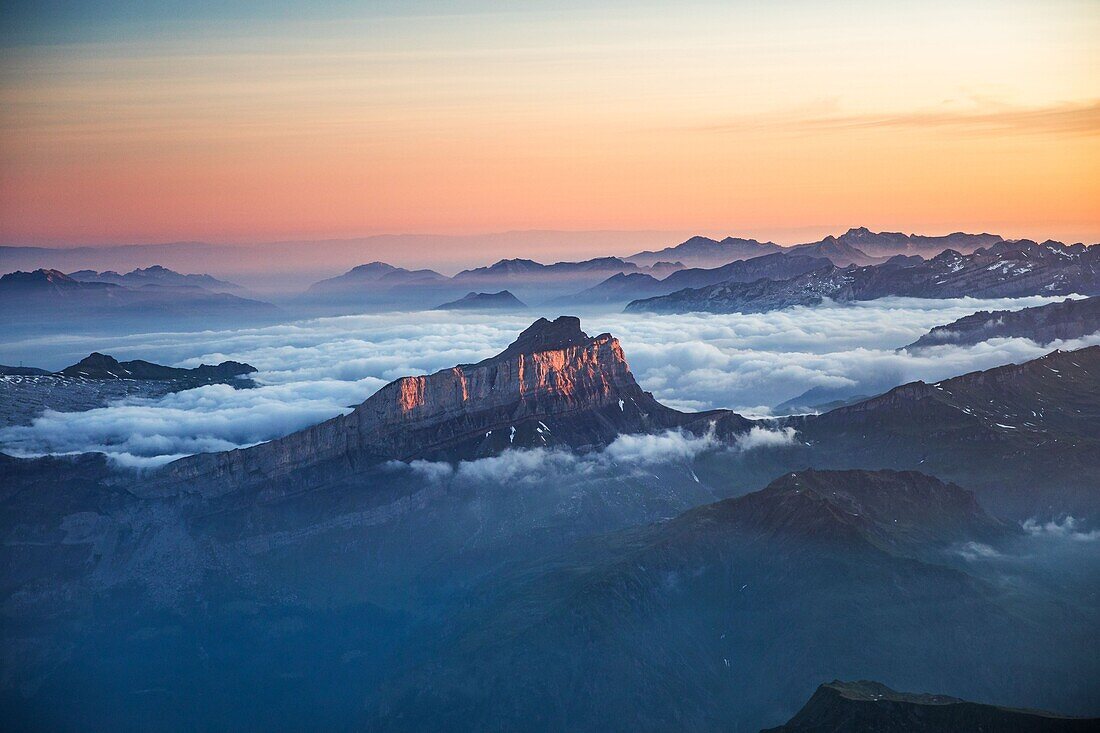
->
[434, 290, 528, 311]
[499, 315, 590, 357]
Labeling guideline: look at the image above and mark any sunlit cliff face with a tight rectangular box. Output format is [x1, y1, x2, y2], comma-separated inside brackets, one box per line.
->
[385, 332, 632, 423]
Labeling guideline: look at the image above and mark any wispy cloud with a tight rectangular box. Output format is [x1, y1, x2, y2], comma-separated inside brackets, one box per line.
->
[808, 100, 1100, 137]
[700, 100, 1100, 138]
[4, 297, 1097, 464]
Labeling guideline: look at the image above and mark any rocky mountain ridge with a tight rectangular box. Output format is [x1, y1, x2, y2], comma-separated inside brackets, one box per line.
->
[566, 252, 832, 305]
[906, 295, 1100, 350]
[153, 316, 744, 496]
[68, 265, 244, 293]
[628, 239, 1100, 314]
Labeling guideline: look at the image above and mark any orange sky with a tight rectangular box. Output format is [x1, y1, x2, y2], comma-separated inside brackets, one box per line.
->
[1, 1, 1098, 247]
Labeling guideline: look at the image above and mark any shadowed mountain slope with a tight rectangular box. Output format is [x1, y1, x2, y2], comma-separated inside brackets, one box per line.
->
[368, 469, 1093, 731]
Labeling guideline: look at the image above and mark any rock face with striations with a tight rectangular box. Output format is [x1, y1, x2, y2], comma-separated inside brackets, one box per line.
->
[154, 316, 740, 496]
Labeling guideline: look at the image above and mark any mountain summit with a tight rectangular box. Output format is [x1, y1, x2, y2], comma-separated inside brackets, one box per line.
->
[155, 316, 740, 496]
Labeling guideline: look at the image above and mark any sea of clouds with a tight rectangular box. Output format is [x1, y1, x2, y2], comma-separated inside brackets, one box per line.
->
[2, 295, 1097, 466]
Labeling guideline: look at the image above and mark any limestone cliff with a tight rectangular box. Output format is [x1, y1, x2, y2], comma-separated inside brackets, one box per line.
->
[152, 316, 740, 496]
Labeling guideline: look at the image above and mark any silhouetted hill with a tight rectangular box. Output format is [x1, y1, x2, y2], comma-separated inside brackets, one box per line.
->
[56, 353, 256, 381]
[434, 290, 527, 310]
[628, 236, 781, 268]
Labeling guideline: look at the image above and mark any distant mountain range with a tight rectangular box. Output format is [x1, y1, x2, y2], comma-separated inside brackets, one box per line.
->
[626, 228, 1004, 269]
[805, 227, 1003, 259]
[565, 252, 831, 305]
[301, 232, 1096, 312]
[302, 256, 678, 309]
[0, 268, 282, 335]
[626, 235, 782, 268]
[68, 265, 245, 293]
[628, 240, 1100, 314]
[906, 295, 1100, 350]
[6, 229, 1091, 316]
[306, 261, 449, 293]
[766, 680, 1097, 732]
[56, 352, 256, 381]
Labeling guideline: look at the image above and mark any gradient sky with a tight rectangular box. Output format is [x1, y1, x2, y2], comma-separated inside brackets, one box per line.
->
[1, 0, 1097, 248]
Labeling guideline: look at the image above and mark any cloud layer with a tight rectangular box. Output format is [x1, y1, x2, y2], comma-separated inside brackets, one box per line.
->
[2, 295, 1095, 464]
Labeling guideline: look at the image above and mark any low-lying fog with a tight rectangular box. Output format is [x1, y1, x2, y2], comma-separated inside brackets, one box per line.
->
[3, 295, 1098, 466]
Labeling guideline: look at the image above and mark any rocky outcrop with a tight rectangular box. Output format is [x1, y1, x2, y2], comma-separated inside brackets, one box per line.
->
[154, 316, 743, 496]
[906, 295, 1100, 350]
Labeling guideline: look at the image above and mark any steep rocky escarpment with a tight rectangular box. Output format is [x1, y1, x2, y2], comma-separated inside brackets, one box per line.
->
[153, 316, 743, 496]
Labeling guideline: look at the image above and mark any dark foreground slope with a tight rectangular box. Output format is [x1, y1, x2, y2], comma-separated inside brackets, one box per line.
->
[765, 680, 1098, 732]
[368, 470, 1095, 732]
